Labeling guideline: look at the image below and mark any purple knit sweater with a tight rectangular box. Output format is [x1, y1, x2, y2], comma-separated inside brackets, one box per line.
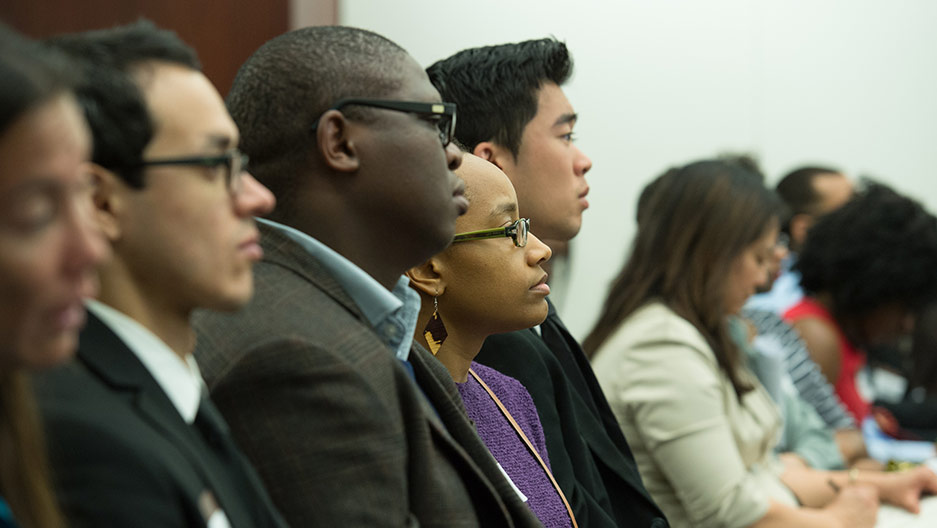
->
[456, 362, 572, 528]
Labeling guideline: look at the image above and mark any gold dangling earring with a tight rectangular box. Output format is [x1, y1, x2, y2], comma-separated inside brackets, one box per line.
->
[423, 293, 447, 355]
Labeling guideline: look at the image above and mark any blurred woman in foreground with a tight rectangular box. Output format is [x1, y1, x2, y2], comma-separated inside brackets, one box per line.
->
[0, 25, 108, 527]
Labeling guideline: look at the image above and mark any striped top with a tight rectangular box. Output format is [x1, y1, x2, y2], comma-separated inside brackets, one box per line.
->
[743, 307, 855, 429]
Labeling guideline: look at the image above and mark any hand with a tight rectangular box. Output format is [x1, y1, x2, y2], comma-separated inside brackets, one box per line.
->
[824, 484, 879, 528]
[879, 466, 937, 513]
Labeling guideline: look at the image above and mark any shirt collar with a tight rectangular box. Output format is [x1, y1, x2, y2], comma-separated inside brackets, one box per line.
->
[259, 218, 419, 360]
[86, 299, 204, 423]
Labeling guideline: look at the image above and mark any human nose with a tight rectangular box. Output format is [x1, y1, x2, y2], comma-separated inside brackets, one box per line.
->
[64, 192, 110, 289]
[574, 145, 592, 177]
[234, 172, 276, 217]
[445, 141, 463, 171]
[527, 232, 553, 266]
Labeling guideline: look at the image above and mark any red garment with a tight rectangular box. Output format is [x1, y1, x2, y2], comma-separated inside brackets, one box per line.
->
[784, 298, 869, 422]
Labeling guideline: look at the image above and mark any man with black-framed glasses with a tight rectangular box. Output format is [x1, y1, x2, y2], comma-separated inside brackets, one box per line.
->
[193, 26, 541, 528]
[33, 21, 287, 528]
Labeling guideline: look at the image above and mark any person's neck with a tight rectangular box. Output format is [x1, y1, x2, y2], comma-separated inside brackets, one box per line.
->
[283, 210, 418, 291]
[97, 261, 195, 360]
[413, 304, 486, 383]
[815, 292, 835, 314]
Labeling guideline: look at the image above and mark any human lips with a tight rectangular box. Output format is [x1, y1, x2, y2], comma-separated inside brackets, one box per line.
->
[452, 179, 469, 216]
[49, 299, 87, 333]
[530, 273, 551, 294]
[579, 186, 590, 209]
[238, 230, 264, 261]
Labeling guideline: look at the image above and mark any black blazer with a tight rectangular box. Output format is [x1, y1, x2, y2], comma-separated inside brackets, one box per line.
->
[476, 302, 668, 528]
[33, 313, 286, 528]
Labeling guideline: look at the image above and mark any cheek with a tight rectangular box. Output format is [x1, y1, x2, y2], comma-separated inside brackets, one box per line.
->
[0, 239, 69, 366]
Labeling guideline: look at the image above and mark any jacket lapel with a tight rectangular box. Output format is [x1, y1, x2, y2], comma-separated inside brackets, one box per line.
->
[258, 223, 366, 320]
[78, 313, 222, 491]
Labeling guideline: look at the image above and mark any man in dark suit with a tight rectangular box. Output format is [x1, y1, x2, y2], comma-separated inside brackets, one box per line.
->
[428, 39, 669, 527]
[33, 22, 286, 528]
[192, 27, 541, 527]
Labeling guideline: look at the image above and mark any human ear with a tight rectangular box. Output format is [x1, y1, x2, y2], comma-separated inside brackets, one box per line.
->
[406, 258, 447, 297]
[789, 214, 813, 250]
[316, 110, 361, 173]
[89, 163, 125, 242]
[473, 141, 511, 171]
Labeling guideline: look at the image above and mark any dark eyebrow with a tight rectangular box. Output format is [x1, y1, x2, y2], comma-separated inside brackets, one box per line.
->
[489, 201, 518, 220]
[553, 113, 578, 127]
[204, 134, 234, 151]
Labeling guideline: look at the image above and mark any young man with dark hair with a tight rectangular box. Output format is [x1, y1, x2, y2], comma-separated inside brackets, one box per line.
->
[192, 26, 540, 527]
[428, 39, 668, 528]
[33, 21, 286, 527]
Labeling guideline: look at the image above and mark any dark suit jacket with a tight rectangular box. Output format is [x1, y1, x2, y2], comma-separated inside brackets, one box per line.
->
[33, 313, 286, 528]
[192, 223, 541, 528]
[476, 302, 668, 528]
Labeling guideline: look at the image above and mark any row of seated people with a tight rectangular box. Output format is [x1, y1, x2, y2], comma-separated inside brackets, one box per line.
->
[3, 17, 937, 528]
[584, 160, 937, 527]
[0, 20, 653, 528]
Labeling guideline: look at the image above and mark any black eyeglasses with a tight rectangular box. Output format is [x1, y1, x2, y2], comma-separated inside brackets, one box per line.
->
[452, 218, 530, 248]
[311, 98, 457, 147]
[126, 149, 248, 195]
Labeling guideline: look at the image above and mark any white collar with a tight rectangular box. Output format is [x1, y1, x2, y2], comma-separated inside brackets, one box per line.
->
[86, 299, 204, 424]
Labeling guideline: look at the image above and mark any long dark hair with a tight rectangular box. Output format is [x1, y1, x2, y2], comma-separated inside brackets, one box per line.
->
[0, 24, 72, 528]
[583, 156, 784, 398]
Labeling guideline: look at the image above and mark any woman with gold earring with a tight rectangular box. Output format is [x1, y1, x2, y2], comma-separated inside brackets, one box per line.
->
[407, 154, 573, 528]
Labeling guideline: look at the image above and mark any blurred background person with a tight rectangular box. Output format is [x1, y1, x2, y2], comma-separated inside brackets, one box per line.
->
[0, 24, 108, 528]
[747, 166, 853, 315]
[785, 182, 937, 425]
[586, 156, 937, 528]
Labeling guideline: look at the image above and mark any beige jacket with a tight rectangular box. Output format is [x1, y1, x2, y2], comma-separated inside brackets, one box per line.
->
[592, 302, 797, 528]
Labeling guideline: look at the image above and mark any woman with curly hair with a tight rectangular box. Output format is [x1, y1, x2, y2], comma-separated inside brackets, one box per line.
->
[785, 182, 937, 424]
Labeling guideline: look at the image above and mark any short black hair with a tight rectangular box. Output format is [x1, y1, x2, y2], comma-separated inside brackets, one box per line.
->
[227, 26, 407, 215]
[47, 20, 200, 188]
[775, 165, 841, 232]
[0, 23, 75, 136]
[426, 37, 572, 157]
[796, 181, 937, 318]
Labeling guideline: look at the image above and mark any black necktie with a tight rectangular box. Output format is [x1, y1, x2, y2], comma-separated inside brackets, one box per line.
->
[194, 395, 237, 457]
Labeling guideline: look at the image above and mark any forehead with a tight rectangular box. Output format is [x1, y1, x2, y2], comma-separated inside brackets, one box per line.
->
[456, 155, 518, 228]
[387, 55, 443, 103]
[531, 82, 575, 126]
[136, 63, 237, 154]
[0, 94, 90, 191]
[812, 173, 853, 213]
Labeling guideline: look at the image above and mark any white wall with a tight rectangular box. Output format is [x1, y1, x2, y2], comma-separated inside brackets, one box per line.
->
[341, 0, 937, 339]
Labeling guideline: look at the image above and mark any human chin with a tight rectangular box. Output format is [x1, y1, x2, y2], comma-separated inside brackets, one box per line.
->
[15, 330, 78, 370]
[207, 272, 255, 312]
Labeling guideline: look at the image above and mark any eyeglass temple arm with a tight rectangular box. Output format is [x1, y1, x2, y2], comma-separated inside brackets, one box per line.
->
[452, 227, 510, 242]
